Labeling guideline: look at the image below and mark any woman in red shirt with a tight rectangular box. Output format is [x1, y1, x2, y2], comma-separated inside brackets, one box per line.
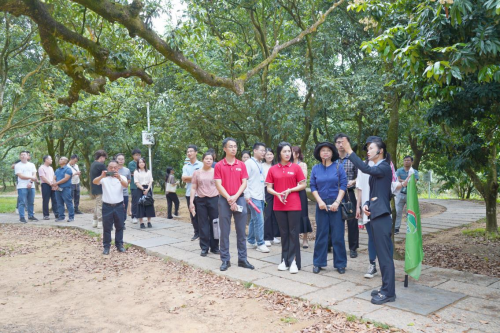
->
[266, 142, 306, 273]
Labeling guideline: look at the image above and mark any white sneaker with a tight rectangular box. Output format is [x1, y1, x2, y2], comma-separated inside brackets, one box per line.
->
[247, 242, 257, 249]
[92, 219, 98, 228]
[132, 218, 138, 224]
[278, 259, 288, 271]
[16, 208, 19, 214]
[290, 260, 298, 274]
[256, 244, 270, 253]
[273, 237, 281, 244]
[265, 241, 272, 247]
[172, 214, 179, 218]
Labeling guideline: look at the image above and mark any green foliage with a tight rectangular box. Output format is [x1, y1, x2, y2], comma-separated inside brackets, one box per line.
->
[462, 226, 500, 240]
[0, 197, 16, 213]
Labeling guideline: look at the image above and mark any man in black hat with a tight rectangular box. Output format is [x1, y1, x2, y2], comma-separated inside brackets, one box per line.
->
[334, 133, 359, 258]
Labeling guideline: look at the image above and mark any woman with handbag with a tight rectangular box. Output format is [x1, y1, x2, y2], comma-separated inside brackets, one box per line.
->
[189, 152, 220, 257]
[310, 142, 347, 274]
[165, 167, 180, 219]
[134, 158, 155, 229]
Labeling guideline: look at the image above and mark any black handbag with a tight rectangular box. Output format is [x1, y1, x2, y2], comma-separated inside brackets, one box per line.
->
[139, 192, 155, 206]
[337, 163, 356, 220]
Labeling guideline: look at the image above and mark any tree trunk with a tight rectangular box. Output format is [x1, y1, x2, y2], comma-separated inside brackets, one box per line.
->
[386, 91, 400, 169]
[484, 188, 498, 234]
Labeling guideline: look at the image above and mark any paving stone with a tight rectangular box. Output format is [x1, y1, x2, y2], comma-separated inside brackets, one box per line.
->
[302, 281, 371, 307]
[357, 283, 466, 316]
[329, 297, 381, 318]
[452, 296, 500, 317]
[436, 280, 500, 300]
[170, 240, 203, 252]
[425, 267, 499, 287]
[182, 256, 222, 272]
[394, 270, 449, 288]
[218, 267, 272, 282]
[245, 248, 279, 260]
[258, 265, 343, 288]
[488, 281, 500, 289]
[147, 228, 194, 239]
[146, 245, 199, 261]
[127, 222, 181, 230]
[253, 276, 319, 297]
[325, 268, 384, 288]
[128, 236, 183, 248]
[436, 306, 500, 333]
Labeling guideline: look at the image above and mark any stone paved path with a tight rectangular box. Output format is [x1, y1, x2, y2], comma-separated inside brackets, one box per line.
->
[1, 199, 499, 332]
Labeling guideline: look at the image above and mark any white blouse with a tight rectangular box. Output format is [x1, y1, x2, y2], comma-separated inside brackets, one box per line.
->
[134, 170, 153, 186]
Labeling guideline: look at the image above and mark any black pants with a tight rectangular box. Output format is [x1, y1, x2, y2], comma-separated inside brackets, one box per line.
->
[166, 192, 180, 218]
[274, 210, 301, 269]
[102, 202, 124, 249]
[71, 184, 81, 211]
[344, 188, 359, 251]
[131, 188, 141, 219]
[264, 191, 280, 241]
[123, 196, 129, 221]
[186, 196, 199, 235]
[371, 214, 395, 297]
[41, 183, 58, 217]
[195, 196, 219, 252]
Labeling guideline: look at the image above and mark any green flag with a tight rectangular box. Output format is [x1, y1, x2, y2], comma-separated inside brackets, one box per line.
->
[404, 174, 424, 280]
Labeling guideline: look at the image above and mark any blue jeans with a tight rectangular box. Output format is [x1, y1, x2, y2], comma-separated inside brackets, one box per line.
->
[17, 188, 35, 219]
[313, 198, 347, 269]
[247, 198, 265, 246]
[365, 221, 377, 262]
[55, 187, 74, 220]
[102, 202, 125, 249]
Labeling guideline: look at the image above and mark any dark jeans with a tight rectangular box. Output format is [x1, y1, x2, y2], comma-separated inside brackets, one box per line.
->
[41, 183, 58, 217]
[102, 202, 125, 249]
[131, 188, 141, 218]
[264, 191, 280, 241]
[166, 192, 180, 218]
[55, 187, 74, 220]
[218, 196, 247, 262]
[371, 214, 395, 297]
[71, 183, 81, 210]
[123, 196, 129, 221]
[186, 196, 199, 235]
[313, 198, 347, 268]
[274, 210, 301, 269]
[344, 188, 359, 251]
[195, 196, 219, 252]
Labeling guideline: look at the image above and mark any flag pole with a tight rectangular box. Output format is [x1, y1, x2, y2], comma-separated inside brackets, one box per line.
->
[404, 274, 408, 287]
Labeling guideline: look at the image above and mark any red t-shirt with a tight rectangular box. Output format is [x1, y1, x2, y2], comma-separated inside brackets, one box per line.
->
[265, 162, 306, 211]
[214, 158, 249, 196]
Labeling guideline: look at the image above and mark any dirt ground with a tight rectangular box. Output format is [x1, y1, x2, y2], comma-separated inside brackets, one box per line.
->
[0, 224, 391, 333]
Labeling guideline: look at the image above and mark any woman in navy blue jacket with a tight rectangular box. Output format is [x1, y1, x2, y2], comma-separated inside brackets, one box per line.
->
[310, 142, 347, 275]
[342, 136, 396, 305]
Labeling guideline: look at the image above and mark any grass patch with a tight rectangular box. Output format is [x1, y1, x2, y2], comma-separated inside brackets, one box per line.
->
[84, 230, 101, 238]
[124, 243, 132, 249]
[280, 317, 298, 324]
[0, 197, 17, 213]
[362, 319, 390, 329]
[243, 282, 253, 289]
[462, 227, 500, 240]
[346, 314, 357, 322]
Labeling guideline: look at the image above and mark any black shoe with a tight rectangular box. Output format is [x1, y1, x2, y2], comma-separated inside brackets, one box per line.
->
[28, 216, 39, 221]
[337, 267, 346, 274]
[167, 216, 173, 219]
[19, 217, 27, 223]
[140, 223, 146, 229]
[313, 266, 321, 274]
[220, 261, 231, 271]
[147, 222, 152, 228]
[371, 289, 380, 297]
[238, 259, 255, 270]
[117, 246, 126, 253]
[200, 249, 208, 257]
[394, 228, 400, 235]
[350, 250, 358, 258]
[211, 249, 220, 255]
[103, 248, 110, 255]
[371, 293, 396, 305]
[75, 210, 83, 214]
[191, 234, 199, 241]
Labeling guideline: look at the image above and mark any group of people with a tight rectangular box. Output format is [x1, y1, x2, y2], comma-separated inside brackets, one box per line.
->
[13, 134, 419, 306]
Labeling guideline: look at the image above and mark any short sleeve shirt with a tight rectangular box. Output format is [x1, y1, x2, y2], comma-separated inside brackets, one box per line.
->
[90, 161, 106, 195]
[214, 158, 248, 196]
[69, 163, 80, 184]
[192, 169, 219, 198]
[100, 175, 127, 204]
[118, 167, 131, 196]
[265, 162, 306, 211]
[15, 162, 36, 189]
[38, 164, 55, 184]
[128, 160, 138, 190]
[182, 160, 203, 197]
[55, 165, 73, 188]
[396, 167, 419, 193]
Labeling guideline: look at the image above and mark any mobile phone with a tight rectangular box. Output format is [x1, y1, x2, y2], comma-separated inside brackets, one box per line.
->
[106, 171, 115, 177]
[236, 205, 243, 212]
[326, 205, 332, 211]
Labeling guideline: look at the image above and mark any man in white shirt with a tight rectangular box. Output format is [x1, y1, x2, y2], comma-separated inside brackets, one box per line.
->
[69, 154, 83, 214]
[15, 151, 38, 223]
[244, 142, 270, 253]
[93, 160, 129, 255]
[182, 144, 203, 241]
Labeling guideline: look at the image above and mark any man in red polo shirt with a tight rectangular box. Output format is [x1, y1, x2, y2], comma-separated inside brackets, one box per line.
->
[214, 137, 255, 271]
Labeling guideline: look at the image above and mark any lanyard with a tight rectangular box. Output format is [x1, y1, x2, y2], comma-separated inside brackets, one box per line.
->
[251, 158, 263, 175]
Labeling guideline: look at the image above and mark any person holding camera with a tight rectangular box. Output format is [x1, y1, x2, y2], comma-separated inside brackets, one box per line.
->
[214, 137, 254, 271]
[93, 160, 129, 255]
[310, 142, 347, 275]
[134, 158, 155, 229]
[53, 156, 75, 222]
[265, 142, 306, 274]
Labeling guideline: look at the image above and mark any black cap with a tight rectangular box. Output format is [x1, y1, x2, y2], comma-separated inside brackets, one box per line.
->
[363, 136, 383, 151]
[313, 142, 339, 162]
